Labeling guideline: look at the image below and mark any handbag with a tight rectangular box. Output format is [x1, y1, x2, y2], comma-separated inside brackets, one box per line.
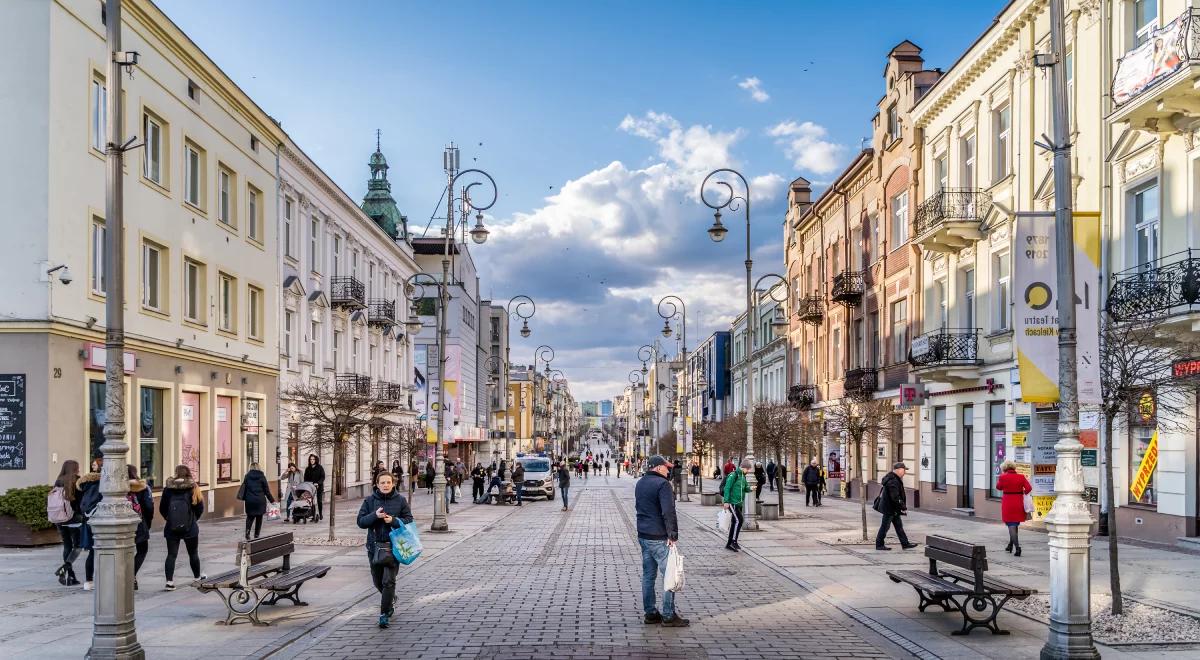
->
[664, 545, 685, 593]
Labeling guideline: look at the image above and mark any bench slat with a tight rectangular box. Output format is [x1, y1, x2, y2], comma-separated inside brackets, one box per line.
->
[939, 567, 1037, 597]
[259, 565, 330, 590]
[926, 545, 987, 572]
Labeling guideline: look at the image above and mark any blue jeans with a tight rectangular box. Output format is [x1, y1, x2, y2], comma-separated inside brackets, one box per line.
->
[639, 538, 674, 618]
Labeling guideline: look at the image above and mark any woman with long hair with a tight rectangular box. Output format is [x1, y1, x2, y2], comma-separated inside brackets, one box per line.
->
[52, 460, 83, 586]
[996, 460, 1033, 556]
[160, 465, 205, 590]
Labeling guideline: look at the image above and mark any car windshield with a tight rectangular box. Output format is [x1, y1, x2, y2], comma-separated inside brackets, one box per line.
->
[521, 459, 550, 472]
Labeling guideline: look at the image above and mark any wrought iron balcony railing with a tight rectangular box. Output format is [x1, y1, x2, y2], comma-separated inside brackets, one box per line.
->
[788, 384, 815, 408]
[796, 295, 824, 325]
[331, 276, 366, 309]
[367, 299, 396, 326]
[908, 328, 981, 368]
[831, 271, 865, 306]
[1107, 249, 1200, 321]
[843, 367, 877, 395]
[912, 188, 992, 239]
[335, 374, 372, 397]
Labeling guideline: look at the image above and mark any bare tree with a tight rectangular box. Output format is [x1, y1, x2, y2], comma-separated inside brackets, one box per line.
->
[1098, 317, 1196, 614]
[285, 380, 398, 541]
[754, 402, 801, 516]
[824, 395, 894, 541]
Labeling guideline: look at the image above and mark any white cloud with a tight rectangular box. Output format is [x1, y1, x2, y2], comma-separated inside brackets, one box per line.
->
[767, 120, 845, 175]
[737, 76, 770, 103]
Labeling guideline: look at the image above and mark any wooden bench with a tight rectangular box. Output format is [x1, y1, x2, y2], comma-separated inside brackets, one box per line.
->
[886, 535, 1036, 635]
[196, 531, 330, 626]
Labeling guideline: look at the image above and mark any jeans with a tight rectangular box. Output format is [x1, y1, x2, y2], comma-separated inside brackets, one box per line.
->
[560, 487, 569, 508]
[164, 535, 201, 581]
[245, 514, 263, 539]
[876, 512, 911, 547]
[369, 551, 397, 615]
[726, 504, 744, 545]
[639, 538, 675, 619]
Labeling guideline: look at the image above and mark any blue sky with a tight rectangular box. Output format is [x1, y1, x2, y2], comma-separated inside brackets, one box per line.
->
[157, 0, 1005, 401]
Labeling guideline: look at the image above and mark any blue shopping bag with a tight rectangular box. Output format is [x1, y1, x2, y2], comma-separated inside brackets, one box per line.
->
[389, 521, 423, 565]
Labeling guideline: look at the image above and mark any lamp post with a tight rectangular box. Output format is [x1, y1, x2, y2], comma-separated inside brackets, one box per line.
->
[91, 0, 145, 656]
[700, 168, 759, 530]
[533, 345, 555, 453]
[504, 295, 535, 461]
[431, 146, 496, 532]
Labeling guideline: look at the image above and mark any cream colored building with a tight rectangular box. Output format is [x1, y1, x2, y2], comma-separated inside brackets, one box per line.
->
[0, 0, 283, 515]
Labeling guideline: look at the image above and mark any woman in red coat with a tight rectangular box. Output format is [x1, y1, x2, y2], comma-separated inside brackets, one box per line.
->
[996, 461, 1033, 556]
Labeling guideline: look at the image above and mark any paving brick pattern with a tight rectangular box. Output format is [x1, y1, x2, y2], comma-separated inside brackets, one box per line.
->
[284, 478, 898, 660]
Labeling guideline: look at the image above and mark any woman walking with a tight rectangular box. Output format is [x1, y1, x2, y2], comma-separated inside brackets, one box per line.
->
[238, 462, 275, 541]
[356, 471, 413, 629]
[304, 454, 326, 522]
[161, 465, 205, 590]
[51, 460, 83, 586]
[997, 460, 1033, 556]
[125, 465, 154, 589]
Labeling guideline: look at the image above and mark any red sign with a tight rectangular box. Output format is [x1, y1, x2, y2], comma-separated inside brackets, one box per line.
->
[1172, 358, 1200, 379]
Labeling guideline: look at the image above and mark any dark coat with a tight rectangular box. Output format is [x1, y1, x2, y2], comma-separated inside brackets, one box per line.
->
[879, 471, 907, 515]
[634, 471, 678, 541]
[802, 465, 823, 486]
[304, 462, 326, 486]
[238, 469, 275, 516]
[159, 477, 204, 538]
[356, 487, 414, 556]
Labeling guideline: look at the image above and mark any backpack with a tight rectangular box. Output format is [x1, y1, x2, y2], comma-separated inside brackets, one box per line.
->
[166, 492, 195, 534]
[47, 486, 74, 524]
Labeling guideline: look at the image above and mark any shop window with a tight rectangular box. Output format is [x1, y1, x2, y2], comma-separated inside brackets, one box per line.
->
[138, 387, 164, 488]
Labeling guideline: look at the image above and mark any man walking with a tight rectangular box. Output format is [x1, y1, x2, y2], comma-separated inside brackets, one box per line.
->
[512, 461, 525, 507]
[635, 455, 688, 627]
[722, 459, 749, 552]
[876, 462, 918, 551]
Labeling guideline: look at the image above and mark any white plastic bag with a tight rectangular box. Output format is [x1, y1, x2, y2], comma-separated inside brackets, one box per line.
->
[664, 545, 685, 593]
[716, 508, 731, 533]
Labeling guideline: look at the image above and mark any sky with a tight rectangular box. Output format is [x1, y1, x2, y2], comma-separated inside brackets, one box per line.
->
[156, 0, 1005, 403]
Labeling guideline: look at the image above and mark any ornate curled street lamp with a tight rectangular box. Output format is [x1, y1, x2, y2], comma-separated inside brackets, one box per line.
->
[700, 168, 761, 530]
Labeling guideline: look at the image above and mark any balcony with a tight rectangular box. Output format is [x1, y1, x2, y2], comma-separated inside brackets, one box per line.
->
[1108, 250, 1200, 332]
[788, 384, 815, 409]
[796, 295, 824, 325]
[842, 367, 877, 396]
[374, 380, 404, 405]
[331, 276, 366, 310]
[1110, 9, 1200, 132]
[830, 271, 865, 307]
[912, 188, 991, 253]
[335, 374, 372, 397]
[909, 328, 982, 382]
[367, 299, 396, 327]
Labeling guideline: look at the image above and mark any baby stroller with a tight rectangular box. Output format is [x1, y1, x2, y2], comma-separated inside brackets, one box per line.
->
[290, 482, 317, 524]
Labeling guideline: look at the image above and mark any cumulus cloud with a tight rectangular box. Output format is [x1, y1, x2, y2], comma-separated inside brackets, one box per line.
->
[737, 76, 770, 103]
[767, 120, 845, 175]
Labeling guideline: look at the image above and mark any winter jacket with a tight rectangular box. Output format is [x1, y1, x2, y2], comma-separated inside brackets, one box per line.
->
[723, 469, 749, 506]
[997, 470, 1033, 524]
[879, 471, 907, 515]
[127, 479, 154, 544]
[356, 487, 414, 556]
[237, 469, 275, 516]
[159, 477, 204, 538]
[304, 462, 326, 487]
[634, 471, 678, 541]
[801, 465, 823, 486]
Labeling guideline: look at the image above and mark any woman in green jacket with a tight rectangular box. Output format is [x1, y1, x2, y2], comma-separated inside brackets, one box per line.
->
[722, 460, 750, 551]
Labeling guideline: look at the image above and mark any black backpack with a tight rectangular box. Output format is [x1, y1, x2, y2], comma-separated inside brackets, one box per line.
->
[166, 493, 194, 534]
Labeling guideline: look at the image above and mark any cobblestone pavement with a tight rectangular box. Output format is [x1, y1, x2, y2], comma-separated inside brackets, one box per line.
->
[277, 476, 901, 660]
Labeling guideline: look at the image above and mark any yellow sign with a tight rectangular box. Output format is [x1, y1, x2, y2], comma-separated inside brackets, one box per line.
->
[1130, 429, 1158, 501]
[1012, 432, 1028, 447]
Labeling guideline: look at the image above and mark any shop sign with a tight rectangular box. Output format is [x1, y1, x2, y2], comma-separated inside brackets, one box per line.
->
[1130, 430, 1159, 502]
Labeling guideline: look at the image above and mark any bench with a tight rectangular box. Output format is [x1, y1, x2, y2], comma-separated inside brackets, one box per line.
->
[886, 535, 1036, 635]
[196, 531, 331, 626]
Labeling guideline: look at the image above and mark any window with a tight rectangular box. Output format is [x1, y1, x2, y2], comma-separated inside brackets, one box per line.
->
[993, 104, 1011, 182]
[1132, 181, 1160, 267]
[283, 198, 295, 258]
[332, 235, 342, 275]
[309, 216, 319, 271]
[91, 217, 106, 295]
[989, 402, 1006, 498]
[934, 153, 948, 192]
[960, 132, 976, 187]
[91, 76, 107, 152]
[963, 268, 976, 329]
[141, 114, 164, 185]
[218, 273, 236, 333]
[248, 285, 263, 340]
[933, 407, 947, 490]
[141, 241, 164, 311]
[1134, 0, 1158, 46]
[994, 251, 1011, 331]
[1129, 425, 1157, 505]
[217, 166, 234, 227]
[886, 103, 900, 141]
[891, 299, 908, 364]
[890, 190, 909, 248]
[184, 142, 203, 208]
[247, 186, 261, 242]
[284, 310, 294, 360]
[184, 259, 205, 324]
[138, 387, 165, 488]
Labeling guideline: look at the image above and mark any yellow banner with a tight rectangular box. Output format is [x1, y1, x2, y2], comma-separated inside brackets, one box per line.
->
[1130, 430, 1158, 501]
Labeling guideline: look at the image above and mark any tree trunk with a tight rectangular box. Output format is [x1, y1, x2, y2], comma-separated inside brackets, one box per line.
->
[1105, 414, 1123, 615]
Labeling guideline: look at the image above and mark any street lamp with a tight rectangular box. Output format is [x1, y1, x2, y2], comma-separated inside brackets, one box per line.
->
[700, 168, 760, 530]
[501, 295, 535, 460]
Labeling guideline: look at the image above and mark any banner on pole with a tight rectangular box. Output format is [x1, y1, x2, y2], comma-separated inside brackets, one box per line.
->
[1130, 429, 1159, 502]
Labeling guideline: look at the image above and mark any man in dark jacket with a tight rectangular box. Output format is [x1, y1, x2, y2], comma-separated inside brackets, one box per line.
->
[356, 472, 414, 629]
[875, 462, 918, 551]
[634, 455, 688, 627]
